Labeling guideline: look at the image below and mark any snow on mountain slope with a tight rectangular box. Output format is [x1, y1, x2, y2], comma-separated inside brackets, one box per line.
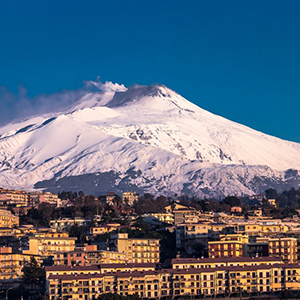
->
[0, 81, 299, 197]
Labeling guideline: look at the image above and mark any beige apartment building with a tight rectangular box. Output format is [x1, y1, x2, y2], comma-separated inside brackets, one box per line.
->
[268, 237, 297, 263]
[30, 191, 61, 206]
[116, 233, 160, 263]
[122, 191, 139, 205]
[47, 261, 300, 300]
[0, 209, 19, 227]
[0, 247, 41, 282]
[24, 232, 76, 257]
[54, 244, 127, 266]
[0, 189, 29, 206]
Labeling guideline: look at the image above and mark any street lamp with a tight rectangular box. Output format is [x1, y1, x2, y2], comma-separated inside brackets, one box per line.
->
[6, 287, 13, 300]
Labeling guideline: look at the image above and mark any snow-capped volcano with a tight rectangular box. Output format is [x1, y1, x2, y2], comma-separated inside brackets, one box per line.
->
[0, 80, 299, 197]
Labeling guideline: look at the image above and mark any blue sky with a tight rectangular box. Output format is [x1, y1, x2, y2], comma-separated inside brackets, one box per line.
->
[0, 1, 300, 142]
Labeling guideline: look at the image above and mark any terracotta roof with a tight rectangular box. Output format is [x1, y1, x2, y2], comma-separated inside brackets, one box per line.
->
[171, 257, 283, 264]
[100, 263, 156, 269]
[45, 265, 100, 272]
[47, 263, 300, 281]
[46, 263, 156, 273]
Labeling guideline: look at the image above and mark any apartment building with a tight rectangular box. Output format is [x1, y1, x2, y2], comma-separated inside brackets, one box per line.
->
[46, 262, 300, 300]
[0, 209, 19, 227]
[0, 189, 29, 206]
[143, 213, 174, 225]
[231, 206, 242, 213]
[165, 203, 187, 213]
[46, 263, 156, 278]
[0, 247, 41, 282]
[208, 234, 249, 258]
[50, 217, 91, 231]
[104, 192, 118, 206]
[233, 222, 261, 236]
[54, 245, 127, 266]
[173, 208, 200, 225]
[24, 232, 76, 257]
[30, 191, 61, 206]
[268, 198, 277, 208]
[176, 222, 209, 253]
[116, 233, 160, 263]
[0, 247, 24, 281]
[90, 223, 134, 236]
[122, 191, 139, 205]
[261, 221, 289, 234]
[268, 237, 298, 263]
[171, 256, 283, 269]
[227, 264, 280, 294]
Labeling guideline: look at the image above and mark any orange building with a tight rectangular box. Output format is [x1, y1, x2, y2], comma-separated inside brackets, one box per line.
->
[208, 234, 249, 258]
[0, 209, 19, 227]
[268, 237, 297, 263]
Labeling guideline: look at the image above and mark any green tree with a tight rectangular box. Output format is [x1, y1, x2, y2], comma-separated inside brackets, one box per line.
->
[23, 257, 45, 285]
[68, 224, 88, 244]
[223, 196, 240, 207]
[265, 188, 278, 200]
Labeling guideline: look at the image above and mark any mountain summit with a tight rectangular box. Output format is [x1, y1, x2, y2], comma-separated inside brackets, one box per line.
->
[0, 80, 299, 197]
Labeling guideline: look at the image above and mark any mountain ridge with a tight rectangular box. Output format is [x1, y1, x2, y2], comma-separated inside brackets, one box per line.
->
[0, 80, 299, 197]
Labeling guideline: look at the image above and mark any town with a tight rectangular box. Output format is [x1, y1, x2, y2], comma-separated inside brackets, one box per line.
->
[0, 187, 300, 299]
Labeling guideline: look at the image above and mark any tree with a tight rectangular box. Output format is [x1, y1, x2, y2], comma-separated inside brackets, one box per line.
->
[265, 188, 278, 200]
[192, 242, 206, 257]
[20, 203, 54, 227]
[23, 257, 45, 285]
[223, 196, 240, 207]
[68, 224, 88, 244]
[133, 194, 168, 214]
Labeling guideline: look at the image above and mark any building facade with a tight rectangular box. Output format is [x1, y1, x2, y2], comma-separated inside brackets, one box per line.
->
[116, 233, 160, 264]
[0, 209, 19, 227]
[47, 261, 300, 300]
